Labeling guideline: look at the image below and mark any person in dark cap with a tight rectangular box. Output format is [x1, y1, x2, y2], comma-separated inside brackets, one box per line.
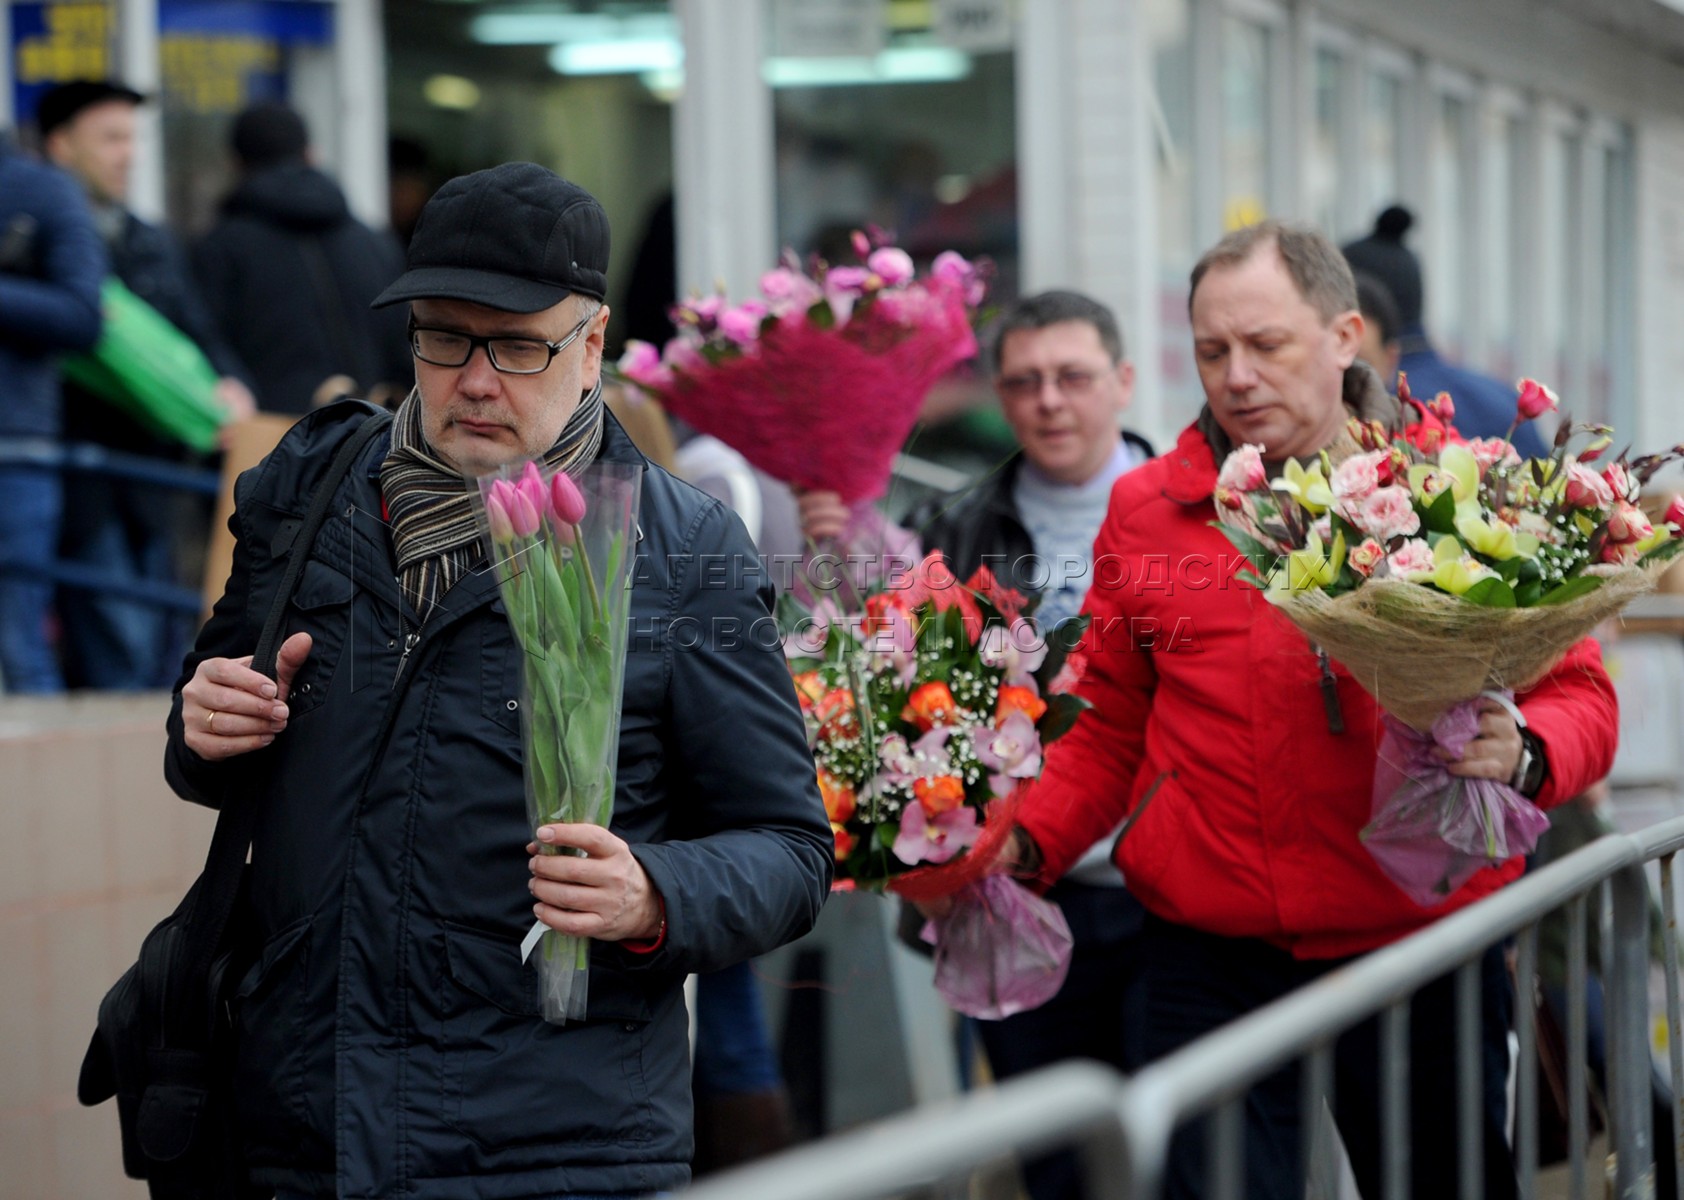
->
[191, 100, 412, 413]
[1342, 206, 1548, 457]
[37, 78, 256, 691]
[161, 161, 831, 1198]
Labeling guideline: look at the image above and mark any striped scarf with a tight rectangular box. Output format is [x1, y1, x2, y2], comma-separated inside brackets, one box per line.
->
[380, 381, 605, 620]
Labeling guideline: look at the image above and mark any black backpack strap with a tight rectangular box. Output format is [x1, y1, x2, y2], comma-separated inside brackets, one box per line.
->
[175, 409, 392, 1029]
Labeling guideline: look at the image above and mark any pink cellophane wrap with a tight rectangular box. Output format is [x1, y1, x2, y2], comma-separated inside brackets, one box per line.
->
[650, 292, 977, 504]
[1361, 692, 1552, 907]
[922, 874, 1073, 1020]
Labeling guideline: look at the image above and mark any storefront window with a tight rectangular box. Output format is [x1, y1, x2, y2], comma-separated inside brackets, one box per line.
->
[1150, 0, 1197, 423]
[1365, 68, 1405, 215]
[765, 0, 1018, 298]
[1538, 127, 1580, 394]
[1483, 108, 1522, 382]
[384, 0, 677, 349]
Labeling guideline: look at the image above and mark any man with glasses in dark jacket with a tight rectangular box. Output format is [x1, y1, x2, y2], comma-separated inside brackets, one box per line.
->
[164, 162, 832, 1199]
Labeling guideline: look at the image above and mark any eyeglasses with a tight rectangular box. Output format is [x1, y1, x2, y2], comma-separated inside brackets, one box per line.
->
[996, 367, 1106, 402]
[408, 313, 592, 375]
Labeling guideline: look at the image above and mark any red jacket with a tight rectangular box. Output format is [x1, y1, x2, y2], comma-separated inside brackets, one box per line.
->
[1017, 423, 1618, 959]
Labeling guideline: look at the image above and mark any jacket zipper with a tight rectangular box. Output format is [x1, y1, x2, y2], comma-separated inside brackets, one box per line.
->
[393, 611, 419, 689]
[1316, 646, 1345, 735]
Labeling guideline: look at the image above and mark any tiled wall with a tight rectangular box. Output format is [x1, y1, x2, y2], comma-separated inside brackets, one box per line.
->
[0, 695, 213, 1199]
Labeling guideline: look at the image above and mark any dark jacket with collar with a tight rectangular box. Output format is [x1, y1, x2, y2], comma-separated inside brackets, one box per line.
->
[914, 431, 1155, 598]
[0, 144, 105, 439]
[191, 164, 411, 414]
[164, 401, 832, 1198]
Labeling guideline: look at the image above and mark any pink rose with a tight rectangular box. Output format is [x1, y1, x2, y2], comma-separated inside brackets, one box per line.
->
[825, 265, 872, 294]
[1467, 437, 1521, 474]
[1331, 450, 1385, 513]
[1601, 538, 1646, 566]
[1563, 463, 1614, 510]
[662, 337, 704, 374]
[1387, 538, 1436, 577]
[1355, 486, 1421, 541]
[1602, 462, 1636, 503]
[1666, 494, 1684, 532]
[718, 301, 768, 346]
[1607, 502, 1653, 544]
[1216, 443, 1267, 493]
[930, 250, 986, 306]
[1516, 378, 1559, 420]
[867, 246, 915, 287]
[1348, 537, 1385, 577]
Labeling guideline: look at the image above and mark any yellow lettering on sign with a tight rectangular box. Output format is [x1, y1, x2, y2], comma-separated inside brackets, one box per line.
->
[160, 35, 280, 114]
[16, 2, 113, 85]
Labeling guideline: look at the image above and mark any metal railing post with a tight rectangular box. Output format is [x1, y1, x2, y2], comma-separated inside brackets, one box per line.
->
[1608, 862, 1658, 1199]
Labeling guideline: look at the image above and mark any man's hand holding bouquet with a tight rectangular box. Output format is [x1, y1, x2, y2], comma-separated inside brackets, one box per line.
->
[1214, 377, 1684, 903]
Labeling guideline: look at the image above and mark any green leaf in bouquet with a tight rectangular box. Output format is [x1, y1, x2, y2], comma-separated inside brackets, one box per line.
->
[1639, 536, 1684, 567]
[1422, 488, 1459, 534]
[1209, 523, 1280, 583]
[1513, 578, 1544, 606]
[807, 298, 837, 330]
[1032, 612, 1091, 693]
[1037, 691, 1094, 743]
[875, 822, 899, 849]
[1492, 556, 1527, 582]
[1458, 577, 1517, 608]
[1537, 575, 1605, 605]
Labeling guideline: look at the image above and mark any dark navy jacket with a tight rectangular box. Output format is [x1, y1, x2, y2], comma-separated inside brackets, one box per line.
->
[1398, 328, 1548, 459]
[0, 144, 105, 438]
[165, 402, 832, 1198]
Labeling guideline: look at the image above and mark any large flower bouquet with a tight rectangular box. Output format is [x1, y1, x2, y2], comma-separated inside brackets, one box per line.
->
[617, 231, 984, 503]
[1213, 378, 1684, 903]
[783, 552, 1089, 1017]
[476, 459, 642, 1023]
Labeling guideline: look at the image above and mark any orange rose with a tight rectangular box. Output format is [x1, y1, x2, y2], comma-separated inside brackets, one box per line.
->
[814, 689, 857, 741]
[817, 769, 857, 824]
[995, 684, 1047, 726]
[792, 671, 825, 712]
[913, 774, 966, 817]
[831, 822, 856, 861]
[902, 681, 959, 731]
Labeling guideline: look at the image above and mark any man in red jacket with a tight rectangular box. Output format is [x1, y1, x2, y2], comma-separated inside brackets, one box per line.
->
[1001, 221, 1616, 1200]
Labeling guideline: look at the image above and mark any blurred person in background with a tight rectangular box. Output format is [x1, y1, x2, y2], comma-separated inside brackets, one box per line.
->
[0, 128, 105, 693]
[1342, 206, 1548, 458]
[1352, 271, 1402, 392]
[38, 80, 256, 690]
[914, 289, 1152, 1200]
[192, 101, 412, 414]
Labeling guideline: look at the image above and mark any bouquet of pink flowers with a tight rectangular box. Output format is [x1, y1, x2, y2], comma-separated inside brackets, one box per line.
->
[783, 553, 1089, 1016]
[1213, 378, 1684, 903]
[617, 232, 984, 503]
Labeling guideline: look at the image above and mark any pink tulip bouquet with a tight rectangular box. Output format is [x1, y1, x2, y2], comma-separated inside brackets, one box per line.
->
[1212, 378, 1684, 904]
[476, 459, 643, 1022]
[616, 231, 985, 503]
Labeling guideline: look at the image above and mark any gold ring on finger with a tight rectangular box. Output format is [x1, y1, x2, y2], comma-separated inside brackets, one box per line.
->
[206, 709, 218, 731]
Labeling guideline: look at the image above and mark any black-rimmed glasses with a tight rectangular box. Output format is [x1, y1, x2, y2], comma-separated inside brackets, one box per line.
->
[408, 313, 592, 375]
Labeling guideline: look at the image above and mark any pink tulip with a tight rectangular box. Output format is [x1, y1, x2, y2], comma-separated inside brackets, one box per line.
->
[483, 485, 515, 543]
[851, 229, 872, 259]
[550, 470, 587, 527]
[508, 488, 542, 538]
[1430, 392, 1456, 423]
[1515, 378, 1559, 420]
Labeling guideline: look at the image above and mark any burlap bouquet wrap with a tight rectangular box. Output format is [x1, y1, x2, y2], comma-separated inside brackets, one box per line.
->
[1272, 560, 1665, 730]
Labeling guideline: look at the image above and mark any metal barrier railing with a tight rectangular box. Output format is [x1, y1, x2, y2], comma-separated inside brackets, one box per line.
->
[685, 814, 1684, 1200]
[0, 438, 220, 617]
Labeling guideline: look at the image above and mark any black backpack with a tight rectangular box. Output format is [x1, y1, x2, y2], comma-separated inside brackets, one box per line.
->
[76, 410, 390, 1197]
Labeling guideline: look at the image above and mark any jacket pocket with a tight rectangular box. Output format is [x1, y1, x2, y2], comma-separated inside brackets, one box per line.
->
[284, 560, 355, 716]
[481, 622, 524, 736]
[437, 922, 654, 1150]
[231, 915, 314, 1154]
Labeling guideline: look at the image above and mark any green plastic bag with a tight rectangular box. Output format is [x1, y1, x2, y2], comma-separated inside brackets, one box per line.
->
[61, 277, 227, 452]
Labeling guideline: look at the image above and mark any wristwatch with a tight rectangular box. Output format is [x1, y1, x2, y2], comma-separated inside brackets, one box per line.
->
[1510, 728, 1548, 796]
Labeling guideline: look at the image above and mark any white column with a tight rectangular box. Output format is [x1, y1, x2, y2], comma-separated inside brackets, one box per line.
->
[1017, 0, 1166, 446]
[672, 0, 776, 299]
[333, 0, 388, 228]
[0, 3, 14, 129]
[114, 0, 163, 221]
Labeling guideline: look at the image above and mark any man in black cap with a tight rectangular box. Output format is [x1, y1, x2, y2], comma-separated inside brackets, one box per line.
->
[38, 79, 256, 690]
[191, 100, 412, 413]
[1342, 206, 1547, 457]
[161, 162, 831, 1198]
